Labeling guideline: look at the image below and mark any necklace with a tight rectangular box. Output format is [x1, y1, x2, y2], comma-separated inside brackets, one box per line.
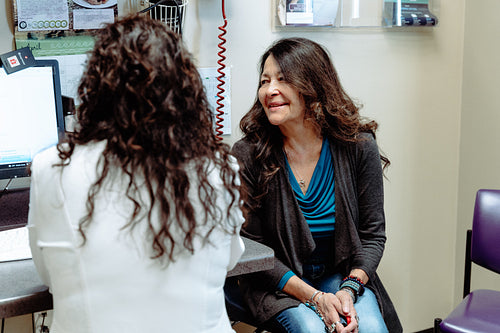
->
[294, 169, 306, 189]
[284, 148, 306, 189]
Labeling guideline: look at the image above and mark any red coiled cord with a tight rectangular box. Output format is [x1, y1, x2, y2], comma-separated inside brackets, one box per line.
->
[215, 0, 227, 141]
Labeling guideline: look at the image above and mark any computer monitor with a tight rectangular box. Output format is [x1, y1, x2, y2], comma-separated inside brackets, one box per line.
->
[0, 59, 65, 180]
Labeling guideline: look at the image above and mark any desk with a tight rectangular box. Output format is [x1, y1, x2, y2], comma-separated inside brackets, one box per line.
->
[0, 259, 52, 319]
[227, 237, 274, 277]
[0, 236, 273, 319]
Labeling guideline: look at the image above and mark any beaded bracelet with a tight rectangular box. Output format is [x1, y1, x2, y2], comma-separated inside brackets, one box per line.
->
[339, 275, 365, 299]
[343, 275, 365, 287]
[304, 301, 324, 321]
[340, 286, 357, 303]
[341, 280, 361, 294]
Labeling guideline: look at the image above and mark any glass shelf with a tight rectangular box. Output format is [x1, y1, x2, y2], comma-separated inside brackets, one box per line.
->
[274, 0, 439, 29]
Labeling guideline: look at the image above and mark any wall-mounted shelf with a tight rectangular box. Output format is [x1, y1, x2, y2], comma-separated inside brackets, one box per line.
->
[274, 0, 439, 30]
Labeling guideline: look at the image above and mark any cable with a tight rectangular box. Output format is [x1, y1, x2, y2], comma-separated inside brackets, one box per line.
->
[0, 178, 13, 200]
[40, 312, 49, 333]
[215, 0, 227, 141]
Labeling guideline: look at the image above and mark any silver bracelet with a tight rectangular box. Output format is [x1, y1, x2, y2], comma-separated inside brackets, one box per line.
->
[340, 287, 356, 303]
[309, 290, 322, 303]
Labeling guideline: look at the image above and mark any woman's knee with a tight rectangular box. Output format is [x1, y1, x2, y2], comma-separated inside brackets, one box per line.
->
[355, 289, 388, 333]
[358, 315, 388, 333]
[273, 303, 326, 333]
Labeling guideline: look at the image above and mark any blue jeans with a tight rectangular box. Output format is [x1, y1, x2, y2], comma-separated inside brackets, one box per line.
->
[268, 272, 388, 333]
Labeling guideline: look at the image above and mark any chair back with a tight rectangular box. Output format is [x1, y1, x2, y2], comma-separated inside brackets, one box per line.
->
[471, 189, 500, 274]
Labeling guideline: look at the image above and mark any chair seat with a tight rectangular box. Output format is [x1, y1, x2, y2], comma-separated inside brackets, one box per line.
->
[440, 289, 500, 333]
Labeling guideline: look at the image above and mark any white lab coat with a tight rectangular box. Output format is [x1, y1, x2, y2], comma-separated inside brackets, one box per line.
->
[28, 141, 244, 333]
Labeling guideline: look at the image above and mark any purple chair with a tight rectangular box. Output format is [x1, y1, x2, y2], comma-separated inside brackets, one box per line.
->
[434, 189, 500, 333]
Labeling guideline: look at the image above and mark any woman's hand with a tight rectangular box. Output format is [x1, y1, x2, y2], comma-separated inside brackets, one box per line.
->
[281, 275, 360, 332]
[333, 289, 359, 333]
[315, 292, 359, 333]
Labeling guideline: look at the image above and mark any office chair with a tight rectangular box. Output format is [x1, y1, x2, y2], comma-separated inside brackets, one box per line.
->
[434, 189, 500, 333]
[224, 276, 266, 333]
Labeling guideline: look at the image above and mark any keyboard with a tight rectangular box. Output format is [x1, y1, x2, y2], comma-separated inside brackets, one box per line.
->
[0, 227, 32, 262]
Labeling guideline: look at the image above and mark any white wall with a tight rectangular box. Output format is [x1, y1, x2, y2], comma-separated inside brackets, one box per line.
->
[456, 0, 500, 300]
[1, 0, 489, 332]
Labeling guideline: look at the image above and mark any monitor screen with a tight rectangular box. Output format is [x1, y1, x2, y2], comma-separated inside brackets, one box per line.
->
[0, 59, 65, 180]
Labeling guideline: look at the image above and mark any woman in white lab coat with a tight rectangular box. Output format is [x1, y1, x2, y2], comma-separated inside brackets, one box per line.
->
[28, 14, 244, 333]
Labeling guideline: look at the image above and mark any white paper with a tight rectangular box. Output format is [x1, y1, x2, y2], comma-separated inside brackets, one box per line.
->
[73, 9, 115, 30]
[0, 227, 32, 262]
[16, 0, 70, 31]
[38, 54, 88, 103]
[198, 67, 231, 136]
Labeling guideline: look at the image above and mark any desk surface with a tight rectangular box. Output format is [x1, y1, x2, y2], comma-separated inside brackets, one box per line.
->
[227, 237, 274, 277]
[0, 259, 52, 318]
[0, 236, 273, 319]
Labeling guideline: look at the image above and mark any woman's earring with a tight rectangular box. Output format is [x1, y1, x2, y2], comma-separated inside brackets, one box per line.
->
[313, 103, 323, 121]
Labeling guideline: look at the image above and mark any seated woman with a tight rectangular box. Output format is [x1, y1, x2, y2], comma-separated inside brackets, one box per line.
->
[231, 37, 402, 333]
[28, 14, 244, 333]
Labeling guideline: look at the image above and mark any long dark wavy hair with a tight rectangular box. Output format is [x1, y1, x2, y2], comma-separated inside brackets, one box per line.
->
[57, 14, 240, 262]
[240, 37, 389, 203]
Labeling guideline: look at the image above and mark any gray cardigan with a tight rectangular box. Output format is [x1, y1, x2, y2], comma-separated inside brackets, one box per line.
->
[231, 133, 402, 333]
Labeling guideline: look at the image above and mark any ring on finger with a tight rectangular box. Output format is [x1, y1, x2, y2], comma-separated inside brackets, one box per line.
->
[330, 320, 342, 332]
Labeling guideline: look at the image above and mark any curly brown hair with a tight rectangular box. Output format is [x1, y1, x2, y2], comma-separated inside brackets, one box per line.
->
[239, 37, 389, 201]
[57, 14, 240, 262]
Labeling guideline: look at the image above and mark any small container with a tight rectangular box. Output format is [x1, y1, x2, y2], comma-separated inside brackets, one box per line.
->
[145, 0, 188, 34]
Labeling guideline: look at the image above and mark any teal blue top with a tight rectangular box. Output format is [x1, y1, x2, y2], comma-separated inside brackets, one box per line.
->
[285, 138, 335, 238]
[277, 138, 336, 290]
